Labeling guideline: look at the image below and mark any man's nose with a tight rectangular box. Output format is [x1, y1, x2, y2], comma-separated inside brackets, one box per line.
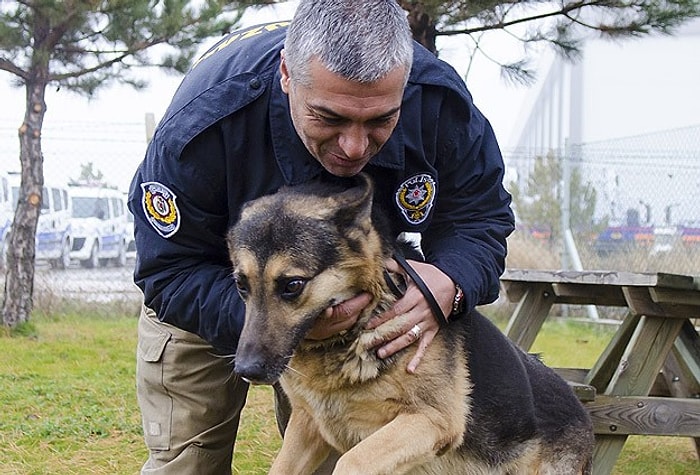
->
[338, 125, 369, 159]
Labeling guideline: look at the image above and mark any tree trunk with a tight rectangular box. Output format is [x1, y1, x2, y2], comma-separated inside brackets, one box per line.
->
[2, 75, 47, 327]
[398, 1, 438, 54]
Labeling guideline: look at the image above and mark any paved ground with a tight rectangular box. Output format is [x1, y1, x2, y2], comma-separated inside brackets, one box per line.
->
[32, 260, 143, 303]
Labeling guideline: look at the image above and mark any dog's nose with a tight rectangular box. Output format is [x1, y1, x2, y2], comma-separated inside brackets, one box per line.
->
[234, 359, 277, 385]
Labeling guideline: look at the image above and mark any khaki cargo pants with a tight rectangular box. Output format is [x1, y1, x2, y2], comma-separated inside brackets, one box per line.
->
[136, 306, 337, 474]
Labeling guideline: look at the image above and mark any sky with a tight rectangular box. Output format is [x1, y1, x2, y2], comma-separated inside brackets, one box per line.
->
[0, 2, 698, 193]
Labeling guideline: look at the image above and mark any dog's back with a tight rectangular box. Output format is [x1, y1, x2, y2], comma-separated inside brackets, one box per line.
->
[229, 174, 594, 474]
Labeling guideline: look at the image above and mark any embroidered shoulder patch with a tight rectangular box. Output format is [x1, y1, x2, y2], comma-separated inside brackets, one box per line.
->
[141, 182, 181, 238]
[395, 174, 436, 225]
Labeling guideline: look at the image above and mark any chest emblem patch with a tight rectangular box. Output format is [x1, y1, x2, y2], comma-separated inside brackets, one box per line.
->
[395, 173, 436, 225]
[141, 182, 180, 238]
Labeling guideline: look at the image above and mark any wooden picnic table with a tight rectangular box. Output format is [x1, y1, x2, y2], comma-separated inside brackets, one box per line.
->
[500, 269, 700, 475]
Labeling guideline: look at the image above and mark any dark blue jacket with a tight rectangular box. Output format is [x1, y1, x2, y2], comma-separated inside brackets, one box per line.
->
[128, 22, 514, 353]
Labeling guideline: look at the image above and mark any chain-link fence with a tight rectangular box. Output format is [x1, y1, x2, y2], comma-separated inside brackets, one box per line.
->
[504, 124, 700, 277]
[0, 118, 698, 310]
[0, 118, 147, 310]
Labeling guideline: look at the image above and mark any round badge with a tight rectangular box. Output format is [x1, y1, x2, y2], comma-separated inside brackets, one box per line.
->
[395, 174, 436, 225]
[140, 182, 180, 238]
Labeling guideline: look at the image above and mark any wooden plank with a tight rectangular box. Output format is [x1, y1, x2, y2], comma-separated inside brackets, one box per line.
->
[554, 367, 589, 384]
[502, 269, 696, 289]
[649, 302, 700, 318]
[663, 351, 694, 397]
[664, 348, 700, 399]
[548, 367, 597, 401]
[502, 269, 656, 286]
[623, 286, 696, 319]
[623, 286, 671, 318]
[605, 315, 684, 396]
[586, 395, 700, 437]
[592, 435, 627, 475]
[555, 367, 670, 397]
[551, 283, 627, 306]
[500, 280, 528, 303]
[503, 282, 554, 351]
[665, 343, 700, 459]
[669, 320, 700, 460]
[655, 272, 700, 290]
[585, 313, 641, 391]
[674, 320, 700, 386]
[650, 287, 700, 308]
[569, 381, 596, 402]
[593, 314, 684, 470]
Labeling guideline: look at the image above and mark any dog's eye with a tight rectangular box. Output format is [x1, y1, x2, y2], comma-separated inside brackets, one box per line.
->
[234, 274, 249, 300]
[280, 278, 306, 301]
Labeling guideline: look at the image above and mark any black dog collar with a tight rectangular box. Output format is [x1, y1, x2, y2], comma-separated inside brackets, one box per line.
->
[391, 252, 448, 326]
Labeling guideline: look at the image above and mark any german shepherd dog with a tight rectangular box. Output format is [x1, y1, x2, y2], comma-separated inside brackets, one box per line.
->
[228, 174, 594, 475]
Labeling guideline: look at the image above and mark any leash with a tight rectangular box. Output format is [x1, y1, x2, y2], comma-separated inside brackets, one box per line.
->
[383, 269, 406, 299]
[391, 252, 448, 327]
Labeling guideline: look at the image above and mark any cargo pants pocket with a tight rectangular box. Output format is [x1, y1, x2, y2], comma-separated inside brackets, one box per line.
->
[136, 307, 173, 451]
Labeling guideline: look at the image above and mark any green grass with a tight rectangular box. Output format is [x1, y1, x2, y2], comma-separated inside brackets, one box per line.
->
[1, 311, 697, 474]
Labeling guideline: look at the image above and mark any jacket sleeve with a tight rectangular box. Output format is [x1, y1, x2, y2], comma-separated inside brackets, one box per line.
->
[128, 125, 244, 354]
[421, 92, 515, 314]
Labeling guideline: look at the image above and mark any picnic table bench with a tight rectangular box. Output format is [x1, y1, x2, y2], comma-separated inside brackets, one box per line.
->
[500, 269, 700, 475]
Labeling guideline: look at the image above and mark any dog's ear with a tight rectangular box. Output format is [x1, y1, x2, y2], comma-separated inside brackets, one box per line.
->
[329, 173, 374, 230]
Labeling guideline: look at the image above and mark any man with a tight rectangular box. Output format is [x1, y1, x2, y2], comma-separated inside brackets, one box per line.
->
[128, 0, 514, 473]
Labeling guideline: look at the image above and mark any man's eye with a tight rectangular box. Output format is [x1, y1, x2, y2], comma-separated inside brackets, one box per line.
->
[280, 278, 306, 300]
[319, 116, 343, 126]
[369, 115, 395, 126]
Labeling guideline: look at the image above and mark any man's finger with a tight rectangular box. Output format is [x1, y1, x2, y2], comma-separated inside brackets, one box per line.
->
[306, 292, 373, 341]
[407, 335, 431, 374]
[383, 258, 401, 274]
[331, 292, 372, 321]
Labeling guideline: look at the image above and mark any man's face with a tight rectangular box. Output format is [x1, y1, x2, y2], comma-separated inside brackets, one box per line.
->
[280, 53, 405, 177]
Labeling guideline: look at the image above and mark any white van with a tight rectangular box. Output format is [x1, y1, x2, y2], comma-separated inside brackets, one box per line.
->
[69, 184, 129, 267]
[0, 173, 14, 269]
[8, 172, 73, 269]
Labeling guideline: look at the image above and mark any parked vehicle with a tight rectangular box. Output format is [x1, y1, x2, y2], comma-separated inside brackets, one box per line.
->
[593, 225, 654, 256]
[8, 172, 73, 269]
[0, 173, 13, 269]
[680, 226, 700, 247]
[69, 184, 129, 268]
[125, 207, 136, 261]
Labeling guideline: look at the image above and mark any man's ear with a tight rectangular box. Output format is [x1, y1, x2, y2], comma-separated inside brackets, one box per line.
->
[279, 50, 291, 94]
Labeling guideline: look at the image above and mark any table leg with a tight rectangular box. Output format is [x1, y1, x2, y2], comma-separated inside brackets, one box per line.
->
[591, 311, 685, 475]
[504, 282, 554, 351]
[663, 320, 700, 459]
[585, 312, 640, 391]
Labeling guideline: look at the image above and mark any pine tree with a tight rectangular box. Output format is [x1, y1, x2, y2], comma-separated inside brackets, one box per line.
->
[398, 1, 700, 83]
[0, 0, 251, 327]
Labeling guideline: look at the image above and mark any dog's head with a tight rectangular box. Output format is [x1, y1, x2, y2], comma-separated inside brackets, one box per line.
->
[227, 174, 389, 384]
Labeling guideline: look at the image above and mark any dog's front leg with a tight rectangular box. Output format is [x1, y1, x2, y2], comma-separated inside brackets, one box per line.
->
[269, 407, 332, 475]
[332, 412, 456, 475]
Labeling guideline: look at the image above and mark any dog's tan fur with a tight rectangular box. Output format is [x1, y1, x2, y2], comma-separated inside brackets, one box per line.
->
[228, 174, 594, 475]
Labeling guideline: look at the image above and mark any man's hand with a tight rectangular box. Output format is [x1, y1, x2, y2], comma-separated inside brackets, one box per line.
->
[366, 259, 455, 373]
[305, 292, 373, 340]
